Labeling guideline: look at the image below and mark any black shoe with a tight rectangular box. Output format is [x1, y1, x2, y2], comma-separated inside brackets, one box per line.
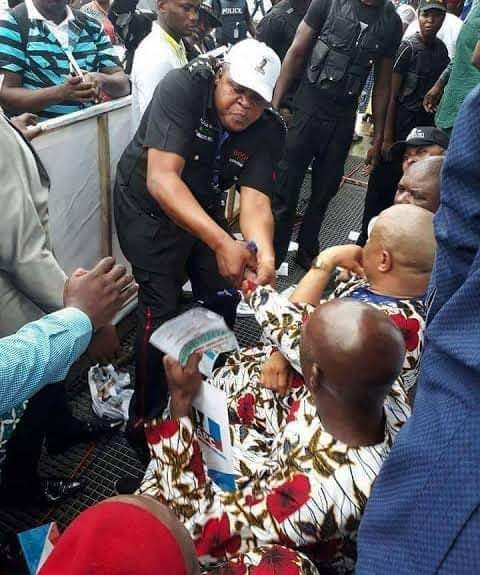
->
[295, 248, 314, 271]
[46, 418, 120, 455]
[40, 478, 85, 504]
[114, 475, 142, 495]
[0, 477, 85, 506]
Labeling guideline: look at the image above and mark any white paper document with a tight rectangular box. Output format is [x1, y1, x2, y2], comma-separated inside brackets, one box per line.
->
[192, 381, 236, 491]
[149, 307, 239, 371]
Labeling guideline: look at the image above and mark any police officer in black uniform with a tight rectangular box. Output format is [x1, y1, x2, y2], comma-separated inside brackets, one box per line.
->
[271, 0, 403, 268]
[114, 39, 284, 429]
[213, 0, 255, 45]
[357, 0, 449, 245]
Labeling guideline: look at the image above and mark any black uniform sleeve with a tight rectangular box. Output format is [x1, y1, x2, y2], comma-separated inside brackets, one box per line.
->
[382, 12, 403, 59]
[257, 13, 283, 58]
[393, 39, 414, 75]
[144, 69, 203, 158]
[304, 0, 331, 32]
[238, 115, 286, 198]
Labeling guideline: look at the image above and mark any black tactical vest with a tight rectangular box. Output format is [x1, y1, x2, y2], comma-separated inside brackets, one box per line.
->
[216, 0, 248, 45]
[307, 0, 394, 100]
[398, 34, 450, 112]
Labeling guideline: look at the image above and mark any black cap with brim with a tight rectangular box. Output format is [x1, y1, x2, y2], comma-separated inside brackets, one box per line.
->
[390, 127, 450, 157]
[200, 4, 222, 27]
[418, 0, 447, 12]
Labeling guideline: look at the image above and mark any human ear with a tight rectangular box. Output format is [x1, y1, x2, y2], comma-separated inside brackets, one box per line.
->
[378, 249, 392, 273]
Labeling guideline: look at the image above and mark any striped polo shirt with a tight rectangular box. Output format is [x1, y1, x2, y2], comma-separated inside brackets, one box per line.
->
[0, 2, 121, 119]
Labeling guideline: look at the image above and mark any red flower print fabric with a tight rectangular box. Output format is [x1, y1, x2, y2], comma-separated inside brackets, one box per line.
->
[145, 419, 179, 444]
[266, 475, 311, 523]
[195, 514, 242, 558]
[237, 393, 256, 425]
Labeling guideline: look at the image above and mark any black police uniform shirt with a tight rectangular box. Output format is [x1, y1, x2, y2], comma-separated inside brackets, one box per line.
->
[115, 59, 286, 268]
[296, 0, 403, 115]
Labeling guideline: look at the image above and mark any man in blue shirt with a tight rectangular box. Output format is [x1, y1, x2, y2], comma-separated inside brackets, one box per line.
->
[0, 258, 137, 503]
[356, 84, 480, 574]
[0, 0, 130, 119]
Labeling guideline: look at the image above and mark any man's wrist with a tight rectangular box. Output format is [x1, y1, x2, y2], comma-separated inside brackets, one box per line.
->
[312, 251, 337, 271]
[208, 228, 232, 253]
[169, 393, 194, 418]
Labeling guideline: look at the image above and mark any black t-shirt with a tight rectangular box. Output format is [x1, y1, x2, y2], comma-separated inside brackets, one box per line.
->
[296, 0, 403, 115]
[394, 33, 450, 110]
[116, 61, 286, 219]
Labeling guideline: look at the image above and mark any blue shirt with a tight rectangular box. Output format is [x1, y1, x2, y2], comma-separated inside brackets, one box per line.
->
[356, 85, 480, 574]
[0, 9, 120, 119]
[0, 307, 92, 415]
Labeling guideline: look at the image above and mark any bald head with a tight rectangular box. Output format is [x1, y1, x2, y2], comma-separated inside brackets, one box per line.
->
[300, 299, 405, 410]
[395, 156, 443, 213]
[363, 204, 436, 298]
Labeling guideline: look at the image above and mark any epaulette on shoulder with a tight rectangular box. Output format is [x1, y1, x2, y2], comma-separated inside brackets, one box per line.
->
[264, 107, 288, 136]
[186, 55, 218, 79]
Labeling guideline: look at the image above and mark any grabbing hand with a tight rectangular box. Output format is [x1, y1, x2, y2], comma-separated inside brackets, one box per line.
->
[365, 142, 382, 174]
[423, 84, 443, 113]
[64, 257, 138, 329]
[216, 238, 257, 288]
[261, 351, 293, 395]
[83, 72, 103, 102]
[60, 75, 97, 103]
[381, 139, 394, 162]
[320, 245, 364, 277]
[164, 353, 203, 418]
[87, 324, 121, 365]
[11, 113, 42, 140]
[255, 254, 276, 287]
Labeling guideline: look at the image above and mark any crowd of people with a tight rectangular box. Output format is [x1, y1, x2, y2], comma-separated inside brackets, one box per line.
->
[0, 0, 479, 571]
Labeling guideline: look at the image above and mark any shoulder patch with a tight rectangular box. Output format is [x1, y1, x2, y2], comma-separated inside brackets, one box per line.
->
[264, 107, 288, 136]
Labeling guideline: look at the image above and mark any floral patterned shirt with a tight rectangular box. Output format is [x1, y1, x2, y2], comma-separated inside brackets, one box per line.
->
[140, 280, 423, 574]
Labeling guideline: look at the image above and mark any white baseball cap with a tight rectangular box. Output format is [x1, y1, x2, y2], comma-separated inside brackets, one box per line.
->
[224, 39, 281, 103]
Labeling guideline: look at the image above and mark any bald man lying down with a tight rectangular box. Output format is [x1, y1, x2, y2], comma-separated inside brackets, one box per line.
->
[139, 205, 436, 574]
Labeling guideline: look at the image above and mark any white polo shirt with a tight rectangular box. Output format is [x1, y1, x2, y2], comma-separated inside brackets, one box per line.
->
[130, 22, 188, 129]
[25, 0, 75, 48]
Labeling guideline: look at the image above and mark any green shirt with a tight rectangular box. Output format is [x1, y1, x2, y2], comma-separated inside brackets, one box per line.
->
[436, 5, 480, 130]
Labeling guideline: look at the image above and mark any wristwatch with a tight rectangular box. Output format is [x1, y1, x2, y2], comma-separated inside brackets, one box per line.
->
[311, 255, 329, 271]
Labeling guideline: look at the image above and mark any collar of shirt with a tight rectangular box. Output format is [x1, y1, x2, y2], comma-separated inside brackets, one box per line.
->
[25, 0, 75, 47]
[156, 23, 188, 64]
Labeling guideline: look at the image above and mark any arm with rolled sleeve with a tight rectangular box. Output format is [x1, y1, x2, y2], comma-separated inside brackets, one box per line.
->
[0, 308, 92, 414]
[250, 285, 315, 372]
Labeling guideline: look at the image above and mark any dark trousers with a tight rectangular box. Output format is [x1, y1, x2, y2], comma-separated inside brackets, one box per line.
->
[357, 158, 402, 246]
[2, 384, 74, 489]
[131, 225, 234, 422]
[273, 107, 356, 265]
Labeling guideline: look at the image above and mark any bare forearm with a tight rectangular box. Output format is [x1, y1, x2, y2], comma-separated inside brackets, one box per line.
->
[147, 172, 229, 250]
[290, 267, 332, 305]
[472, 41, 480, 70]
[0, 85, 64, 115]
[239, 188, 275, 262]
[372, 74, 391, 145]
[272, 49, 304, 108]
[99, 71, 131, 98]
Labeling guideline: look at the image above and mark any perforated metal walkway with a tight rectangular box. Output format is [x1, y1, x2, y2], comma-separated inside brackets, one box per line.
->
[0, 156, 368, 573]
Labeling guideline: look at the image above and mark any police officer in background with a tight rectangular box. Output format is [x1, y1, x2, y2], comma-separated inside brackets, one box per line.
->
[256, 0, 312, 117]
[114, 40, 284, 437]
[272, 0, 403, 269]
[213, 0, 255, 45]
